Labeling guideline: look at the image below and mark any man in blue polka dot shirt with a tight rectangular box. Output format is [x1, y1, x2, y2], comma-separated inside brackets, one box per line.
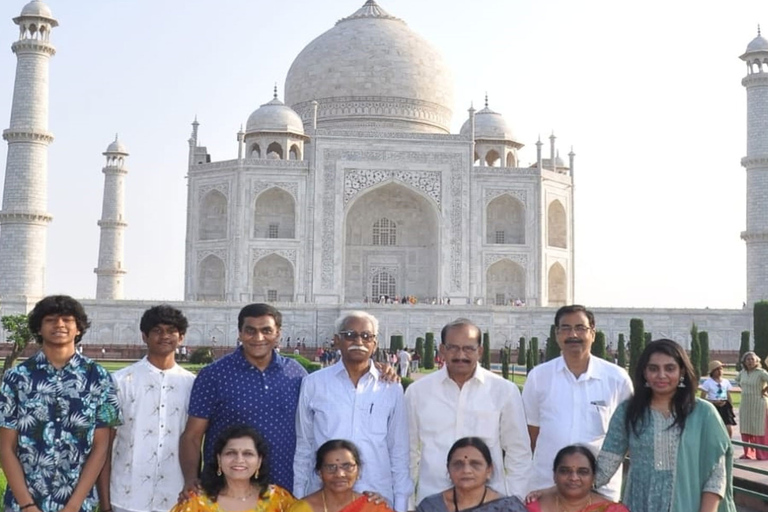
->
[179, 303, 307, 495]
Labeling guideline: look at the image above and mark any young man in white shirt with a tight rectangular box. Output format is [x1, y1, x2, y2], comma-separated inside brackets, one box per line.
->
[405, 318, 531, 505]
[522, 305, 633, 500]
[97, 305, 196, 512]
[294, 311, 411, 512]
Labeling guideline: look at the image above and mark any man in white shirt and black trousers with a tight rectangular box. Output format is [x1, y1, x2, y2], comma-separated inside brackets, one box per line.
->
[404, 318, 531, 506]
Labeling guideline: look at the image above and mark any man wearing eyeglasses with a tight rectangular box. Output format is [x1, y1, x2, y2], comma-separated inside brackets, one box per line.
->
[521, 305, 632, 500]
[179, 303, 308, 496]
[404, 318, 531, 506]
[293, 311, 412, 512]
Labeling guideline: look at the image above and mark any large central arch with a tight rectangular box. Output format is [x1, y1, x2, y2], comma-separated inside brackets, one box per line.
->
[343, 182, 439, 301]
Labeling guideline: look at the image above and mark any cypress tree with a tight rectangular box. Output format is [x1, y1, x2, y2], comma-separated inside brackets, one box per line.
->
[531, 337, 540, 366]
[517, 337, 526, 365]
[738, 331, 750, 371]
[545, 324, 561, 361]
[617, 333, 627, 368]
[699, 331, 710, 379]
[592, 330, 608, 360]
[501, 348, 510, 380]
[482, 331, 491, 370]
[424, 332, 435, 369]
[755, 301, 768, 369]
[414, 337, 424, 368]
[525, 347, 534, 374]
[690, 323, 701, 380]
[629, 319, 645, 377]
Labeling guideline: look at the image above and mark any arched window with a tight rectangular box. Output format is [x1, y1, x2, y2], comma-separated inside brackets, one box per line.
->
[547, 200, 567, 248]
[254, 187, 296, 238]
[485, 149, 501, 167]
[198, 255, 225, 301]
[372, 272, 396, 299]
[289, 144, 300, 161]
[267, 142, 283, 160]
[372, 218, 396, 246]
[250, 143, 261, 158]
[199, 190, 227, 240]
[548, 262, 567, 306]
[253, 254, 294, 302]
[485, 259, 525, 306]
[506, 152, 516, 167]
[486, 194, 525, 244]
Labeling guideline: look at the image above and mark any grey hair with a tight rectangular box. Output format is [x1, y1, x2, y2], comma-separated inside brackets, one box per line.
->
[334, 311, 379, 335]
[742, 351, 758, 364]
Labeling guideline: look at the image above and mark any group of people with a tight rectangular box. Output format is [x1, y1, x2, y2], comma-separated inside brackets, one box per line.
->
[0, 297, 739, 512]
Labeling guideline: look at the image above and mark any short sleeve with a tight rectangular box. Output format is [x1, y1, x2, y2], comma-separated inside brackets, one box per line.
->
[521, 368, 540, 426]
[0, 373, 19, 429]
[188, 366, 217, 419]
[95, 368, 123, 428]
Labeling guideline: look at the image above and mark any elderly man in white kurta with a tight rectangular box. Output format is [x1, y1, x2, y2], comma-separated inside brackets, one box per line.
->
[97, 305, 196, 512]
[405, 318, 531, 505]
[522, 305, 633, 500]
[293, 311, 412, 512]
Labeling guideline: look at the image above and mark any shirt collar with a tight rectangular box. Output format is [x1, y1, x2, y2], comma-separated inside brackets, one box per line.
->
[331, 359, 378, 381]
[139, 356, 180, 374]
[233, 346, 282, 372]
[555, 355, 599, 380]
[438, 364, 484, 384]
[32, 349, 85, 374]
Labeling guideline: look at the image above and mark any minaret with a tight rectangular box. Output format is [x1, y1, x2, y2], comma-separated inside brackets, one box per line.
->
[0, 1, 57, 302]
[741, 27, 768, 305]
[94, 136, 129, 300]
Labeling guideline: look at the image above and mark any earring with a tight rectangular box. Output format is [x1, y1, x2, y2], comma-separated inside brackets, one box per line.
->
[678, 376, 685, 388]
[255, 469, 259, 479]
[644, 381, 650, 388]
[217, 466, 222, 476]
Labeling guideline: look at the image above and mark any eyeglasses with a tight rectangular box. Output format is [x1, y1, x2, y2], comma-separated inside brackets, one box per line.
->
[556, 467, 593, 477]
[338, 330, 376, 342]
[321, 462, 358, 474]
[557, 325, 592, 335]
[443, 344, 479, 354]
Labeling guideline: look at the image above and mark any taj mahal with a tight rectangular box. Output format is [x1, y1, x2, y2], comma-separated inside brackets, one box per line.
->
[0, 0, 766, 349]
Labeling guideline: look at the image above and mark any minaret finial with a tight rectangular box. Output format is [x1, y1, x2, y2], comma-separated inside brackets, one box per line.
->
[274, 83, 278, 100]
[114, 133, 119, 142]
[484, 92, 488, 109]
[759, 24, 762, 37]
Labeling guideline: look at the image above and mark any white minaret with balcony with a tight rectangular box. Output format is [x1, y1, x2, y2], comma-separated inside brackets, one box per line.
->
[741, 28, 768, 305]
[94, 136, 129, 300]
[0, 0, 57, 302]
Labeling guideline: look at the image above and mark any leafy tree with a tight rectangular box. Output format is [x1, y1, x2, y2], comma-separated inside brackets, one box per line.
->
[481, 331, 491, 370]
[592, 330, 608, 360]
[525, 347, 534, 374]
[617, 333, 627, 368]
[390, 335, 404, 353]
[531, 337, 540, 366]
[755, 301, 768, 369]
[424, 332, 435, 369]
[629, 319, 645, 377]
[517, 337, 526, 365]
[699, 331, 710, 379]
[1, 314, 33, 377]
[414, 337, 425, 368]
[545, 324, 561, 361]
[690, 323, 701, 380]
[738, 331, 750, 371]
[501, 348, 510, 380]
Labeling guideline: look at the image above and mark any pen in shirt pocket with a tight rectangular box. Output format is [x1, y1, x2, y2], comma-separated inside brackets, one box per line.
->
[369, 403, 373, 414]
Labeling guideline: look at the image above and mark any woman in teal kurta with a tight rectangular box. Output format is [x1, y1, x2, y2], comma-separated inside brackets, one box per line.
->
[595, 339, 736, 512]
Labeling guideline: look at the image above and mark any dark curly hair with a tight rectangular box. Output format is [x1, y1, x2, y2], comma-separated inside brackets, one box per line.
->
[139, 305, 189, 335]
[201, 425, 270, 500]
[28, 295, 90, 344]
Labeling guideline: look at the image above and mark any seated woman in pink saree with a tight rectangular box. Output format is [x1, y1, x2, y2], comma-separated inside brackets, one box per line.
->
[288, 440, 394, 512]
[526, 445, 628, 512]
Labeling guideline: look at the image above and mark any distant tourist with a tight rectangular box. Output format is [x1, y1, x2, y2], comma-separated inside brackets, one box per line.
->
[735, 351, 768, 459]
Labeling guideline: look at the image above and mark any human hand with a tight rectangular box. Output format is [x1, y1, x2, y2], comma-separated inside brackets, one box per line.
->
[363, 491, 387, 504]
[375, 362, 400, 383]
[178, 478, 201, 502]
[524, 486, 555, 504]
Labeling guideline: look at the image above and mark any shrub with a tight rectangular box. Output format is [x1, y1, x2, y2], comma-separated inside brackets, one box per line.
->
[284, 353, 322, 373]
[189, 347, 214, 365]
[629, 319, 645, 377]
[424, 332, 435, 369]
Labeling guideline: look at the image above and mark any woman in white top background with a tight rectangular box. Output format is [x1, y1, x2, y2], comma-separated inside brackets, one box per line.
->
[699, 360, 736, 437]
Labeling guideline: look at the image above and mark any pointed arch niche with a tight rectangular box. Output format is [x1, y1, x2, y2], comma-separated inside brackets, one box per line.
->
[253, 254, 294, 302]
[198, 255, 225, 301]
[486, 194, 525, 244]
[547, 200, 567, 248]
[548, 262, 567, 307]
[344, 182, 439, 301]
[486, 259, 525, 305]
[254, 188, 296, 239]
[199, 190, 228, 240]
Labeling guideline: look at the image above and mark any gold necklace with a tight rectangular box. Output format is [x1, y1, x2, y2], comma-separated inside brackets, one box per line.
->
[221, 486, 256, 502]
[556, 494, 592, 512]
[322, 490, 356, 512]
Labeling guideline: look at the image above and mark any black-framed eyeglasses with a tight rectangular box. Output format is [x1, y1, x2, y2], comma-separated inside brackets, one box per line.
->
[339, 330, 376, 342]
[321, 462, 358, 474]
[444, 344, 479, 354]
[557, 325, 592, 335]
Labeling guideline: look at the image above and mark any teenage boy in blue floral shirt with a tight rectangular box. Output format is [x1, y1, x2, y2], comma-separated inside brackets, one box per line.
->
[0, 295, 122, 512]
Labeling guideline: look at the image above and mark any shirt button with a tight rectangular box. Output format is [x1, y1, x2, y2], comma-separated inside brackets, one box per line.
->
[265, 385, 269, 390]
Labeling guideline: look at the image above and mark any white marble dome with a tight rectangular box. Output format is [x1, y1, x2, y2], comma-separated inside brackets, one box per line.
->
[104, 136, 128, 155]
[284, 0, 454, 134]
[746, 34, 768, 54]
[460, 103, 519, 143]
[19, 0, 54, 19]
[246, 95, 305, 136]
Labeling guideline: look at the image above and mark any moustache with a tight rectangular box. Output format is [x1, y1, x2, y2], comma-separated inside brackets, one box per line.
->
[451, 358, 472, 364]
[564, 337, 582, 344]
[348, 346, 369, 352]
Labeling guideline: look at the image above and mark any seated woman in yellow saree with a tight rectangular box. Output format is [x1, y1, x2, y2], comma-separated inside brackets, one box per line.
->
[172, 425, 295, 512]
[288, 440, 393, 512]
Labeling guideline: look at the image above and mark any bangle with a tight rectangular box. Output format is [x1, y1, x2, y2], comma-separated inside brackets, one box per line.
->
[20, 504, 36, 510]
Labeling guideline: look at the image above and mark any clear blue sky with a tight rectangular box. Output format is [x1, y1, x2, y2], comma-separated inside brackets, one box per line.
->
[0, 0, 763, 308]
